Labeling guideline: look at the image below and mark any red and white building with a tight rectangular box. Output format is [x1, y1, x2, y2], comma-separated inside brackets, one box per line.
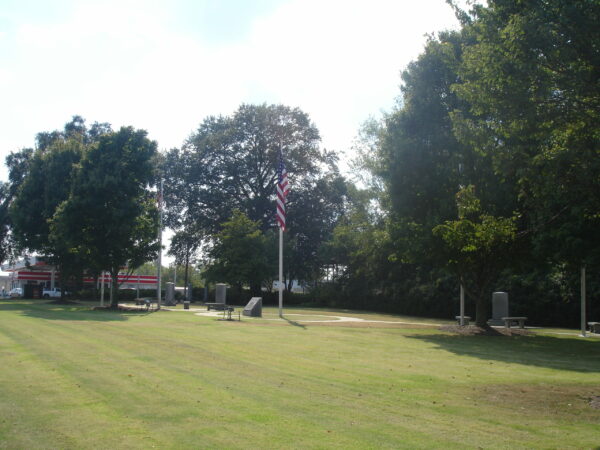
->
[2, 257, 158, 291]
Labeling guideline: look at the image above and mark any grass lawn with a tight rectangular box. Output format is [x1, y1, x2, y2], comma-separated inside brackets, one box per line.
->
[1, 300, 599, 449]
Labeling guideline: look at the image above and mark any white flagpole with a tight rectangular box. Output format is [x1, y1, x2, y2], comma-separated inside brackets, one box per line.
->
[459, 284, 465, 326]
[279, 227, 283, 318]
[156, 179, 164, 310]
[581, 265, 586, 337]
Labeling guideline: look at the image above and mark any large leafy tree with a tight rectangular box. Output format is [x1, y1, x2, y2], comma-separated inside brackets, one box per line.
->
[51, 126, 160, 306]
[8, 118, 111, 288]
[451, 0, 600, 268]
[164, 103, 345, 288]
[373, 30, 517, 322]
[164, 103, 325, 234]
[0, 148, 34, 263]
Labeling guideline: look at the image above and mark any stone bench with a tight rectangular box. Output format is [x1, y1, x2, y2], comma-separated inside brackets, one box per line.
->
[455, 316, 471, 325]
[502, 317, 527, 329]
[588, 322, 600, 334]
[205, 303, 227, 311]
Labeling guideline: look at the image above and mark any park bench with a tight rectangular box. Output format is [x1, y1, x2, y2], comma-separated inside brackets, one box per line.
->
[205, 302, 227, 311]
[455, 315, 471, 325]
[134, 298, 152, 310]
[588, 322, 600, 334]
[221, 306, 240, 321]
[501, 316, 527, 329]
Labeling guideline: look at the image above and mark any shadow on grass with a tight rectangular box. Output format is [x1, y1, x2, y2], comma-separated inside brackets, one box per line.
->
[406, 333, 600, 373]
[282, 315, 307, 329]
[0, 300, 154, 322]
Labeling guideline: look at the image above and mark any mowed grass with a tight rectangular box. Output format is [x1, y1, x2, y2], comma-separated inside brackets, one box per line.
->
[1, 301, 599, 449]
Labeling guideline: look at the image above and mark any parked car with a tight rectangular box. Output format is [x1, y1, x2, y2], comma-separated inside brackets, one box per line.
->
[9, 288, 23, 298]
[42, 287, 68, 298]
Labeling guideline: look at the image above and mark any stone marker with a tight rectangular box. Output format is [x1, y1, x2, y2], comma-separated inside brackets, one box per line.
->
[165, 282, 175, 306]
[215, 283, 227, 304]
[243, 297, 262, 317]
[489, 291, 508, 326]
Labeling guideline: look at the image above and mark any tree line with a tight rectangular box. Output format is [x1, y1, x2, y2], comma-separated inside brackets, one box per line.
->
[1, 0, 598, 324]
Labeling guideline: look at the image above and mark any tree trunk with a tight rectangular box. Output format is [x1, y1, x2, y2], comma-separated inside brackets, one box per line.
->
[183, 251, 189, 302]
[110, 269, 119, 309]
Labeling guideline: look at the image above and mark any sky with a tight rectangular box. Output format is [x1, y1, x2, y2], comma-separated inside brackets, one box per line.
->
[0, 0, 460, 182]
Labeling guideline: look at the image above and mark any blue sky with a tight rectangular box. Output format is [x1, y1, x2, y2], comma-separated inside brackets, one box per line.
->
[0, 0, 459, 181]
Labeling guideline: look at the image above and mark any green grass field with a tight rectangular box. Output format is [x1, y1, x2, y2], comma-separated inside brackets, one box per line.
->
[1, 300, 599, 449]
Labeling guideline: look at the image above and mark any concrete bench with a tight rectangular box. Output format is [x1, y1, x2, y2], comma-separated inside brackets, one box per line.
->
[502, 317, 527, 329]
[588, 322, 600, 334]
[455, 316, 471, 325]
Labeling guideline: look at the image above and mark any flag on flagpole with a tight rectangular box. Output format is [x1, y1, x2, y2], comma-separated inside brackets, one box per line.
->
[276, 149, 289, 230]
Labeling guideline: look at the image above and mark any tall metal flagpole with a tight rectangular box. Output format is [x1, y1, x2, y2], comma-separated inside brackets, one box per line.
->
[279, 227, 283, 318]
[459, 283, 465, 326]
[581, 265, 586, 337]
[276, 145, 288, 319]
[156, 179, 163, 310]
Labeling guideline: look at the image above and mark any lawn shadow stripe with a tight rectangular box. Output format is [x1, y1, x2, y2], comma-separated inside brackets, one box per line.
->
[406, 333, 600, 373]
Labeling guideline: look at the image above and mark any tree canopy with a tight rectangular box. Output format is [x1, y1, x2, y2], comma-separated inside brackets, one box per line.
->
[51, 126, 160, 305]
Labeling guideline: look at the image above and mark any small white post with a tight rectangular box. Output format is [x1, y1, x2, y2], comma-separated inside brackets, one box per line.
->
[100, 271, 105, 307]
[581, 265, 587, 338]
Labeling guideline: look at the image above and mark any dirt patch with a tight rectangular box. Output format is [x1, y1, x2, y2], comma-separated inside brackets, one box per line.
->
[439, 325, 532, 336]
[472, 384, 600, 417]
[47, 299, 80, 305]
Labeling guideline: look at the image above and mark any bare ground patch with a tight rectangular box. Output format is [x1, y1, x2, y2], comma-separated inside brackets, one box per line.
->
[439, 325, 532, 336]
[473, 384, 600, 416]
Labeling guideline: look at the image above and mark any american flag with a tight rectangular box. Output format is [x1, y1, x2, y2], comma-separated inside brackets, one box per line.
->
[276, 150, 289, 230]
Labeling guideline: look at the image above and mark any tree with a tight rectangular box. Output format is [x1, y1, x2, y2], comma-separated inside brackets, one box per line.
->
[0, 148, 34, 263]
[163, 103, 325, 234]
[163, 103, 345, 289]
[283, 171, 348, 289]
[204, 210, 274, 295]
[168, 228, 201, 300]
[8, 117, 111, 290]
[10, 139, 84, 255]
[433, 185, 517, 326]
[51, 126, 160, 306]
[451, 0, 600, 269]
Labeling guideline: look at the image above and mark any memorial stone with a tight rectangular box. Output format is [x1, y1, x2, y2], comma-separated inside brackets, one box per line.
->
[243, 297, 262, 317]
[489, 291, 509, 326]
[165, 282, 175, 305]
[215, 283, 227, 304]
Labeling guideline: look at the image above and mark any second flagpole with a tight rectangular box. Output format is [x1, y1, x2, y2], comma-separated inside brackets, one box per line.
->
[279, 226, 283, 318]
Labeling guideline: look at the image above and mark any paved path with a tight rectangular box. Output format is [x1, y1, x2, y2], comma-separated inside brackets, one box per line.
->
[161, 307, 600, 337]
[162, 307, 440, 326]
